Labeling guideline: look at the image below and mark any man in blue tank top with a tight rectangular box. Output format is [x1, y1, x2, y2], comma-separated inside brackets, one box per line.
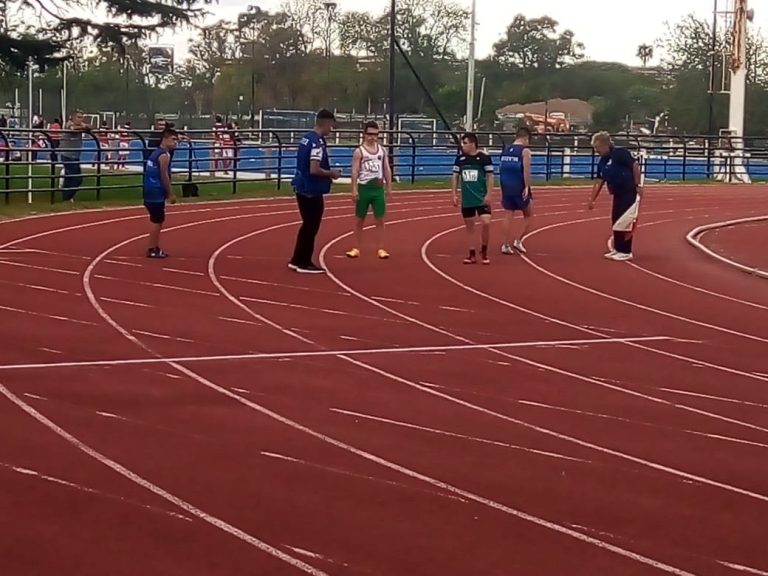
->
[143, 128, 178, 259]
[588, 131, 643, 261]
[289, 109, 341, 274]
[499, 127, 535, 255]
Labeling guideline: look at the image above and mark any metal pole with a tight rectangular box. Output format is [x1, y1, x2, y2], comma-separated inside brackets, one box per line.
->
[250, 42, 256, 129]
[388, 0, 396, 133]
[465, 0, 477, 131]
[477, 76, 486, 122]
[27, 59, 34, 203]
[707, 0, 718, 135]
[62, 61, 67, 121]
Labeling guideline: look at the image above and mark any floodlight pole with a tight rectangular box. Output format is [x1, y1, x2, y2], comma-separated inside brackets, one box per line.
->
[388, 0, 396, 133]
[465, 0, 477, 131]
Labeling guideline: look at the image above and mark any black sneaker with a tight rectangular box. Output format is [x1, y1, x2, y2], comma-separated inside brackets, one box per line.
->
[288, 262, 299, 270]
[295, 263, 325, 274]
[147, 248, 169, 259]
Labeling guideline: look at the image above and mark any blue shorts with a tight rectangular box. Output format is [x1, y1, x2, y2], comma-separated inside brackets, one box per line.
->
[144, 201, 166, 224]
[501, 187, 533, 211]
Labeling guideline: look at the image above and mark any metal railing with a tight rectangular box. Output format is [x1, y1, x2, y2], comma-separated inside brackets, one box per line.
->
[1, 129, 765, 204]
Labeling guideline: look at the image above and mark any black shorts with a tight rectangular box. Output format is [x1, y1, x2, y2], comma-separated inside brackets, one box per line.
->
[144, 201, 166, 224]
[461, 204, 492, 219]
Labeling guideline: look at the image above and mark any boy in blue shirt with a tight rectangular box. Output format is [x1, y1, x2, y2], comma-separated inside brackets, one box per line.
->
[499, 127, 535, 255]
[289, 109, 341, 274]
[143, 128, 178, 259]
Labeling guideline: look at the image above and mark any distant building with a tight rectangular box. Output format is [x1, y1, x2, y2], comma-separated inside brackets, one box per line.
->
[496, 98, 594, 131]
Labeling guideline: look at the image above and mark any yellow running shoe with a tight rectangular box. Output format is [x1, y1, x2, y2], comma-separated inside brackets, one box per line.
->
[378, 249, 390, 260]
[346, 248, 361, 258]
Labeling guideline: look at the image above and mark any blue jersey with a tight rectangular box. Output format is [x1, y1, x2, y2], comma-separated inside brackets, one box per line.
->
[292, 131, 331, 197]
[143, 148, 170, 203]
[499, 144, 527, 193]
[597, 146, 637, 197]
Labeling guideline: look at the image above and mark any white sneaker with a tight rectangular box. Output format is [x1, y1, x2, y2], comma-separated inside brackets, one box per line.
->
[513, 240, 527, 254]
[501, 243, 514, 255]
[610, 252, 633, 261]
[604, 251, 618, 259]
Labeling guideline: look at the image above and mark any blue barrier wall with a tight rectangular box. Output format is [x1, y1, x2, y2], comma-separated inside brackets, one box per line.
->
[12, 137, 768, 182]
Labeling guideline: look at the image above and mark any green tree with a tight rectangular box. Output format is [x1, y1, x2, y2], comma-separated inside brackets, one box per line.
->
[1, 0, 209, 69]
[637, 44, 654, 67]
[493, 15, 583, 72]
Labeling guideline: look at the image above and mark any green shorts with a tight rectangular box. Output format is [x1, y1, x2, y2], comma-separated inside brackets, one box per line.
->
[356, 181, 387, 219]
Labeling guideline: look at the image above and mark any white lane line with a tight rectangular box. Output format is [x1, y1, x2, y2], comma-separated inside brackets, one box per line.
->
[0, 384, 326, 576]
[100, 297, 153, 308]
[517, 400, 768, 449]
[22, 393, 48, 400]
[132, 330, 197, 344]
[95, 411, 129, 420]
[259, 451, 466, 503]
[94, 274, 220, 297]
[718, 561, 768, 575]
[38, 348, 63, 355]
[0, 248, 91, 260]
[0, 462, 193, 522]
[0, 304, 98, 327]
[220, 275, 350, 297]
[283, 546, 349, 569]
[0, 260, 79, 275]
[659, 388, 768, 410]
[0, 280, 78, 296]
[331, 408, 590, 463]
[372, 296, 421, 305]
[104, 259, 143, 268]
[0, 336, 674, 371]
[629, 263, 768, 311]
[217, 316, 264, 327]
[239, 296, 406, 324]
[439, 305, 474, 313]
[163, 268, 206, 277]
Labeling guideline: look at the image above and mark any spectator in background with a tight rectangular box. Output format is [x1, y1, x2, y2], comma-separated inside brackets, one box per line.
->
[48, 118, 62, 163]
[0, 115, 7, 128]
[145, 117, 185, 163]
[117, 121, 132, 170]
[60, 111, 91, 202]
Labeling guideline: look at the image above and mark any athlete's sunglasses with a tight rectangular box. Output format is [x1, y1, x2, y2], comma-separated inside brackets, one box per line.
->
[364, 131, 379, 137]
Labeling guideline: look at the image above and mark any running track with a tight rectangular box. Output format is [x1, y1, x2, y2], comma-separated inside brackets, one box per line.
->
[0, 185, 767, 576]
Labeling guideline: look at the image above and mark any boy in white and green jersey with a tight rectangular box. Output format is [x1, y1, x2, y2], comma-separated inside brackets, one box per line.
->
[346, 121, 393, 260]
[451, 132, 495, 264]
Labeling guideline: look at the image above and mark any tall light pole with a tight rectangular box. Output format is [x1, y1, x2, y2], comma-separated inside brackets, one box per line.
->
[465, 0, 477, 131]
[323, 2, 337, 86]
[27, 59, 34, 203]
[388, 0, 396, 132]
[238, 4, 261, 129]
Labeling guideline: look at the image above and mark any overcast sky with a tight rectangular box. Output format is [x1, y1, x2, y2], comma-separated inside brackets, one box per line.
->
[157, 0, 767, 64]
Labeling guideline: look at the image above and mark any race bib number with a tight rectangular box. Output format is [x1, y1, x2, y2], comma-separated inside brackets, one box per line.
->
[462, 169, 479, 182]
[363, 160, 382, 173]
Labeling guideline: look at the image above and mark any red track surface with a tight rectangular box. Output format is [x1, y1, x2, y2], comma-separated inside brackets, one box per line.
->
[698, 218, 768, 271]
[1, 185, 767, 576]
